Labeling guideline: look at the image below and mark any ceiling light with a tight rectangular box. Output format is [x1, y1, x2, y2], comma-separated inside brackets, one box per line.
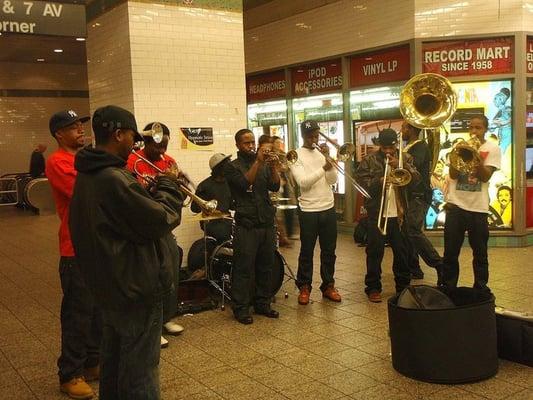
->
[54, 49, 63, 53]
[37, 58, 45, 62]
[76, 37, 86, 41]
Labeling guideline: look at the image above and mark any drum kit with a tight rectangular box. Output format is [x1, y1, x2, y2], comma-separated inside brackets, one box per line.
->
[186, 197, 297, 311]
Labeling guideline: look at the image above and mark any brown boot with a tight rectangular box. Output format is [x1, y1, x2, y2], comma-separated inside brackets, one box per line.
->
[60, 377, 94, 399]
[298, 286, 310, 305]
[322, 285, 342, 302]
[84, 365, 99, 382]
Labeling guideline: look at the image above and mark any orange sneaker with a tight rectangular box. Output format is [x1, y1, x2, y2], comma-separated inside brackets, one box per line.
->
[322, 285, 342, 302]
[298, 286, 311, 305]
[368, 292, 382, 303]
[60, 377, 94, 399]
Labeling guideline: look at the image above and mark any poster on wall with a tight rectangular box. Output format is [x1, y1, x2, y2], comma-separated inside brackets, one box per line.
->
[426, 80, 513, 230]
[179, 128, 213, 150]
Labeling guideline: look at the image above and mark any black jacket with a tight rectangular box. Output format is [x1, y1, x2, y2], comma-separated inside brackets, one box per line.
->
[69, 147, 184, 311]
[405, 140, 432, 202]
[224, 151, 279, 228]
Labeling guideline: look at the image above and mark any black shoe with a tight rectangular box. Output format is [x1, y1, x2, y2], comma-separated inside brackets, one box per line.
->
[235, 314, 253, 325]
[410, 269, 424, 279]
[254, 307, 279, 319]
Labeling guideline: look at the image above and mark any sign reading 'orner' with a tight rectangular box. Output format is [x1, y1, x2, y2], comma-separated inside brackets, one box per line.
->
[0, 0, 86, 37]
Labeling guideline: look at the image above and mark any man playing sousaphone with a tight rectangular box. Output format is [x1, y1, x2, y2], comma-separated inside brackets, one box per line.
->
[125, 122, 184, 347]
[355, 128, 418, 303]
[442, 115, 501, 293]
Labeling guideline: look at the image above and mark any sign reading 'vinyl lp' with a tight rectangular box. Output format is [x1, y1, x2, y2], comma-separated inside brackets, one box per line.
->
[350, 45, 410, 87]
[291, 59, 342, 96]
[179, 128, 213, 150]
[0, 0, 86, 36]
[526, 36, 533, 73]
[422, 37, 514, 76]
[246, 70, 286, 103]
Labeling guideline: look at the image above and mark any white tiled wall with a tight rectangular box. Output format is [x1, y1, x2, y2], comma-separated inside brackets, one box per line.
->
[86, 2, 246, 255]
[244, 0, 415, 73]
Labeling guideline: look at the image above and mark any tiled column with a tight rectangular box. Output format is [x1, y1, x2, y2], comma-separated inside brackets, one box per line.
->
[86, 1, 246, 254]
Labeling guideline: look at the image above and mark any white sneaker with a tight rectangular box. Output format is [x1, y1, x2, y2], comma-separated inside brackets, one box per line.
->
[160, 336, 169, 349]
[163, 321, 184, 336]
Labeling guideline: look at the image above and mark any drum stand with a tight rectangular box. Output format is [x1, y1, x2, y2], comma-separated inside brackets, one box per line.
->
[278, 251, 296, 299]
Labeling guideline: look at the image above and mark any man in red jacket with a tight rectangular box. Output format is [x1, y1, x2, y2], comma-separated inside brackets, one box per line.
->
[46, 110, 100, 400]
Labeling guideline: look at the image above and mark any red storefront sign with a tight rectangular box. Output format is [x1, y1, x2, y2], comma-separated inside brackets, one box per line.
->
[246, 70, 287, 103]
[350, 45, 411, 87]
[422, 37, 514, 77]
[291, 59, 343, 96]
[527, 36, 533, 73]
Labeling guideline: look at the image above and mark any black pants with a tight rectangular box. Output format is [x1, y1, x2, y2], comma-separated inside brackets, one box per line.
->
[442, 205, 490, 291]
[99, 301, 163, 400]
[232, 224, 275, 317]
[405, 196, 443, 271]
[58, 257, 101, 384]
[296, 207, 337, 292]
[365, 216, 411, 294]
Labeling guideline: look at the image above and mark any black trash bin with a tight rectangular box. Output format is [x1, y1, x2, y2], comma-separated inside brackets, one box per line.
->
[388, 287, 498, 383]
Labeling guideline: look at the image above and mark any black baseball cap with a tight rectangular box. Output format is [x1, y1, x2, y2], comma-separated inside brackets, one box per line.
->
[49, 110, 90, 136]
[300, 120, 321, 136]
[378, 128, 398, 146]
[92, 105, 142, 142]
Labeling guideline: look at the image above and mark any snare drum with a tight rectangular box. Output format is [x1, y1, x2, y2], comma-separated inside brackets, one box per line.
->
[208, 240, 285, 298]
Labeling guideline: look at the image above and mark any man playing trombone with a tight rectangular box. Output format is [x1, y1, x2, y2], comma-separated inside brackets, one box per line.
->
[290, 120, 342, 305]
[355, 128, 417, 303]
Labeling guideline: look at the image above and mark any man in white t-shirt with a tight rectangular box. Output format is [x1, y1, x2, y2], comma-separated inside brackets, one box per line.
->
[290, 120, 341, 305]
[442, 115, 501, 292]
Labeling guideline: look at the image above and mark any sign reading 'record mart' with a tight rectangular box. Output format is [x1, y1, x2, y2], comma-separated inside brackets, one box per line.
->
[0, 0, 86, 37]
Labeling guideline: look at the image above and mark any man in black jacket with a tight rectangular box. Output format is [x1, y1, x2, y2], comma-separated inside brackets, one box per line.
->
[401, 122, 443, 282]
[224, 129, 280, 324]
[69, 105, 184, 400]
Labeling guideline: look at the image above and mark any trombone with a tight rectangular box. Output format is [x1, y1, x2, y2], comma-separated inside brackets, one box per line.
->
[377, 133, 412, 235]
[131, 149, 218, 214]
[141, 122, 165, 144]
[312, 143, 371, 199]
[317, 131, 356, 162]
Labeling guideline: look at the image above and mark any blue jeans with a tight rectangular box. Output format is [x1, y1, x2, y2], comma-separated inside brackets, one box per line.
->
[442, 204, 490, 291]
[296, 207, 337, 291]
[99, 301, 163, 400]
[57, 257, 101, 383]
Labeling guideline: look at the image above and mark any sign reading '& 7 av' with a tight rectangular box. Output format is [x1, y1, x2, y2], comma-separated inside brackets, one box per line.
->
[0, 0, 86, 36]
[422, 37, 514, 77]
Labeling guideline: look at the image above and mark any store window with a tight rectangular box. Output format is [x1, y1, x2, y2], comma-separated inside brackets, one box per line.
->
[247, 100, 288, 151]
[526, 77, 533, 180]
[292, 93, 344, 194]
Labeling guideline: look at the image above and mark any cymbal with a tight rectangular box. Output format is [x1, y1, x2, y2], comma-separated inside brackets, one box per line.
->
[275, 204, 298, 210]
[187, 213, 232, 222]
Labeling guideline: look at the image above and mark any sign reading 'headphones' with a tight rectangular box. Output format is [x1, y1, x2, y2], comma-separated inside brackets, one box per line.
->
[422, 37, 514, 77]
[0, 0, 86, 36]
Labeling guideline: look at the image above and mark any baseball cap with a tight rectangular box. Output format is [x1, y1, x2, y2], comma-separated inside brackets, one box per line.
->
[300, 120, 321, 136]
[209, 153, 231, 170]
[49, 110, 90, 136]
[92, 105, 142, 142]
[377, 128, 398, 146]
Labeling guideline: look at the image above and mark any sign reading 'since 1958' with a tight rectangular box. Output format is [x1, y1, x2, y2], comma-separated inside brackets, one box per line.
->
[0, 0, 86, 36]
[422, 37, 514, 77]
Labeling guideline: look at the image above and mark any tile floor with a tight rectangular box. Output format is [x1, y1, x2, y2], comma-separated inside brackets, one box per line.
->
[0, 207, 531, 399]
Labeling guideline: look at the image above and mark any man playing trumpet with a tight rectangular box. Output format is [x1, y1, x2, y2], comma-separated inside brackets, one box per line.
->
[355, 128, 417, 303]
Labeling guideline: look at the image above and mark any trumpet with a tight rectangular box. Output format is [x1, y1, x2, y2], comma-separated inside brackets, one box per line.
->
[131, 149, 218, 214]
[312, 143, 371, 199]
[317, 132, 355, 162]
[263, 149, 298, 168]
[139, 122, 164, 144]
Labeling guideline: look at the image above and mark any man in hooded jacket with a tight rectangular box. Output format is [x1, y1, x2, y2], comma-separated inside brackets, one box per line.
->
[69, 105, 184, 400]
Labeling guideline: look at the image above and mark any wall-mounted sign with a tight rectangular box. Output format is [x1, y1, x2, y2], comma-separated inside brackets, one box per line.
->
[0, 0, 86, 36]
[350, 45, 411, 87]
[179, 127, 213, 150]
[422, 37, 514, 77]
[526, 36, 533, 74]
[246, 70, 286, 103]
[291, 58, 343, 96]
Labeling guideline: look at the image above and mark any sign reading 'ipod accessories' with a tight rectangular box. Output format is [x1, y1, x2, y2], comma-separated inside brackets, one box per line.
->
[350, 45, 411, 87]
[246, 70, 286, 103]
[0, 0, 86, 36]
[422, 37, 514, 77]
[291, 58, 343, 96]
